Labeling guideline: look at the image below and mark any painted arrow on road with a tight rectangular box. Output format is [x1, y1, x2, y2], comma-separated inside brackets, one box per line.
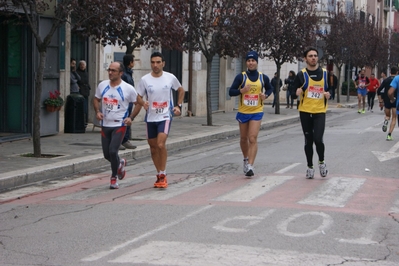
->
[372, 141, 399, 162]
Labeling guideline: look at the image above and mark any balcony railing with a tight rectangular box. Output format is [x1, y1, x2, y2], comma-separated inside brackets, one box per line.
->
[384, 0, 399, 11]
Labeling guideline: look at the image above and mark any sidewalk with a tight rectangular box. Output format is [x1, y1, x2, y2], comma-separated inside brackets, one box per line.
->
[0, 98, 358, 192]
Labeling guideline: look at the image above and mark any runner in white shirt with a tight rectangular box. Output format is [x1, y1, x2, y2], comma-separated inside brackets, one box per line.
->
[93, 62, 145, 189]
[132, 52, 185, 188]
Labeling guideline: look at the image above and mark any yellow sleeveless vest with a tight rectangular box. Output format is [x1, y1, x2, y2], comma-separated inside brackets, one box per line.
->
[238, 72, 264, 114]
[298, 68, 328, 113]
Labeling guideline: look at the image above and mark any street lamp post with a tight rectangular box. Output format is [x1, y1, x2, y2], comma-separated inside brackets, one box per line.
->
[347, 60, 351, 102]
[388, 0, 393, 75]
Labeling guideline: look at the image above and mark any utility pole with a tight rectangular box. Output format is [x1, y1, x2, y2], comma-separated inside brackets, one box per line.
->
[388, 0, 392, 75]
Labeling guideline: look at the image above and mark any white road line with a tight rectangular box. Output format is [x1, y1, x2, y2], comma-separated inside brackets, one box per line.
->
[336, 217, 380, 245]
[298, 177, 365, 207]
[109, 240, 398, 265]
[277, 212, 333, 237]
[81, 205, 213, 262]
[131, 175, 222, 200]
[389, 199, 399, 213]
[51, 176, 150, 201]
[275, 163, 301, 174]
[214, 176, 294, 202]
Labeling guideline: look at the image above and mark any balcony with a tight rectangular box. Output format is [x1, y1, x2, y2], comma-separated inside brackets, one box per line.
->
[384, 0, 399, 11]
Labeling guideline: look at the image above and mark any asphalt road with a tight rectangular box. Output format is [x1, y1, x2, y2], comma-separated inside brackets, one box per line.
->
[1, 108, 398, 266]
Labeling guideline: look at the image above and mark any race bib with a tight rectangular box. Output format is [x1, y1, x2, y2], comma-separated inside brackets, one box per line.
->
[151, 101, 168, 114]
[244, 94, 259, 106]
[307, 85, 323, 99]
[103, 97, 118, 111]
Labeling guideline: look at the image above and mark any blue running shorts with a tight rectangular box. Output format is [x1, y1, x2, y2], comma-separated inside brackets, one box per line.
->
[236, 112, 263, 124]
[146, 120, 171, 139]
[357, 88, 367, 96]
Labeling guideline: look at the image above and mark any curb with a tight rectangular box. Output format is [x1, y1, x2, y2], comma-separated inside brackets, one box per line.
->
[0, 116, 300, 191]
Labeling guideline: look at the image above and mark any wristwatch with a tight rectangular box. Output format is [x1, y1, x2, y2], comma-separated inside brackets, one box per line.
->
[178, 104, 182, 111]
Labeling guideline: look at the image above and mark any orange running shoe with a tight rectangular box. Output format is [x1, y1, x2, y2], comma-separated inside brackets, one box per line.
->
[153, 174, 160, 188]
[157, 174, 168, 188]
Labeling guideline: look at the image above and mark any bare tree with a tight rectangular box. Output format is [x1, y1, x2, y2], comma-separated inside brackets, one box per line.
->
[74, 0, 187, 55]
[184, 0, 252, 126]
[321, 2, 357, 103]
[250, 0, 319, 114]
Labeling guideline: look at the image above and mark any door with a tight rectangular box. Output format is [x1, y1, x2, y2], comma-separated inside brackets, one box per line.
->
[0, 18, 32, 141]
[162, 49, 183, 106]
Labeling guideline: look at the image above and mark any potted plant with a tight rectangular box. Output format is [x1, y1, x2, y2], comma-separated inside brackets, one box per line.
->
[43, 90, 64, 112]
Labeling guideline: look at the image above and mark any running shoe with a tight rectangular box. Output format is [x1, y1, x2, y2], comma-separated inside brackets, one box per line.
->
[382, 120, 388, 132]
[387, 134, 393, 141]
[245, 167, 254, 177]
[319, 162, 328, 178]
[306, 167, 315, 179]
[358, 109, 361, 114]
[117, 158, 126, 180]
[361, 109, 365, 114]
[243, 158, 249, 174]
[153, 175, 160, 188]
[156, 174, 168, 188]
[110, 177, 119, 189]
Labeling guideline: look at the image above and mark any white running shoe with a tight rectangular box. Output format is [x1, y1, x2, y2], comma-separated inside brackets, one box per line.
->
[306, 168, 315, 179]
[319, 162, 328, 177]
[243, 158, 249, 174]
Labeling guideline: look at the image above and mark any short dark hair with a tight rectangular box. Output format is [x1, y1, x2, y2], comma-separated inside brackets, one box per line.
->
[151, 51, 165, 61]
[391, 66, 398, 75]
[303, 47, 318, 57]
[123, 54, 134, 67]
[116, 62, 124, 72]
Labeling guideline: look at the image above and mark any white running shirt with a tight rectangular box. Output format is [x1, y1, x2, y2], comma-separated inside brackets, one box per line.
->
[95, 80, 138, 127]
[136, 71, 182, 122]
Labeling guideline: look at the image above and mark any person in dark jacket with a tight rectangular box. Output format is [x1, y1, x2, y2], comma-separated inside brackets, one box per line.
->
[120, 54, 137, 150]
[77, 60, 91, 126]
[70, 58, 81, 94]
[271, 72, 282, 108]
[285, 70, 296, 109]
[327, 71, 338, 101]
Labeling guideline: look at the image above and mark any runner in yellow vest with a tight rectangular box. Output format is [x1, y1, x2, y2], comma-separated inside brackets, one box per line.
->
[229, 51, 273, 177]
[294, 47, 330, 179]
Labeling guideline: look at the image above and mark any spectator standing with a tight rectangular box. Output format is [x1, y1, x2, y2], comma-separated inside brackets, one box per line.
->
[327, 71, 338, 101]
[285, 70, 296, 109]
[120, 54, 137, 150]
[271, 72, 282, 108]
[77, 60, 91, 126]
[70, 58, 80, 94]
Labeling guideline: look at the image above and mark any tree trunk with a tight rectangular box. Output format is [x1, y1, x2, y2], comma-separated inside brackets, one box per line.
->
[32, 50, 47, 157]
[275, 64, 281, 115]
[206, 57, 213, 126]
[336, 66, 342, 104]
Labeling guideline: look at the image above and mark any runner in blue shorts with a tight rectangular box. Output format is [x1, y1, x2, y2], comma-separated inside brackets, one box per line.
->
[355, 69, 370, 114]
[134, 52, 185, 188]
[229, 51, 273, 177]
